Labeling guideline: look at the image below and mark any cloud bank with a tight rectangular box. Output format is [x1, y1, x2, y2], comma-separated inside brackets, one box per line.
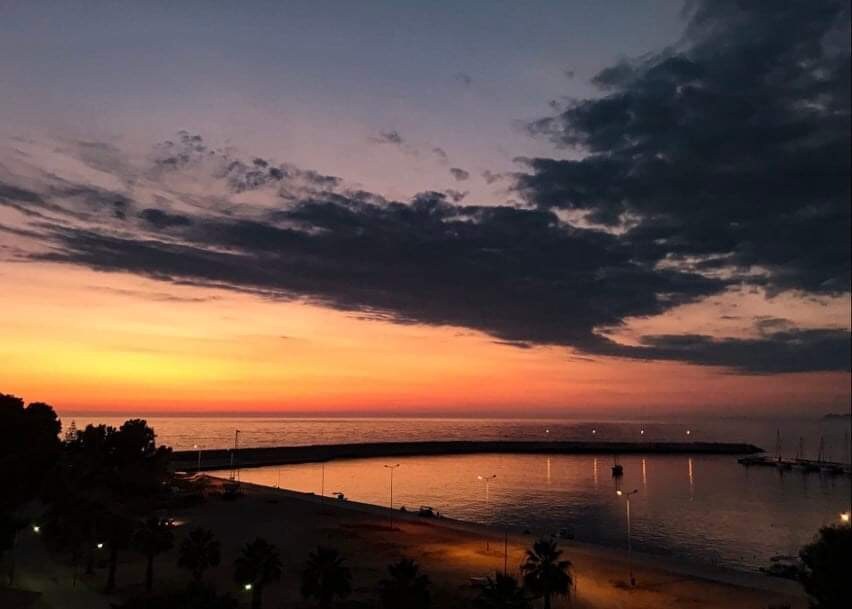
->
[1, 1, 849, 375]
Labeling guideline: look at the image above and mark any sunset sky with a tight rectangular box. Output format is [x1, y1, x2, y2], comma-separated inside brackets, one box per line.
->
[1, 1, 849, 417]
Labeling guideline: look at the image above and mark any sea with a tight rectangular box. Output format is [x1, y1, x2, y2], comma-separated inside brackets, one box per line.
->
[65, 415, 851, 573]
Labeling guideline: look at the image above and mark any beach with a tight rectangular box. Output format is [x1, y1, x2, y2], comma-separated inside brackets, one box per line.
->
[9, 476, 807, 608]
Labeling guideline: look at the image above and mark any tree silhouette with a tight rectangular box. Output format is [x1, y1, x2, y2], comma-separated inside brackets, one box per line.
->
[178, 527, 221, 585]
[233, 537, 283, 609]
[799, 525, 852, 608]
[111, 584, 238, 609]
[474, 572, 531, 609]
[521, 539, 573, 609]
[378, 557, 431, 609]
[103, 510, 134, 593]
[133, 517, 175, 592]
[301, 546, 352, 608]
[0, 393, 61, 511]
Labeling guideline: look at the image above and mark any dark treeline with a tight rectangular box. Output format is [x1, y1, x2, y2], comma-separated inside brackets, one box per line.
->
[1, 392, 849, 609]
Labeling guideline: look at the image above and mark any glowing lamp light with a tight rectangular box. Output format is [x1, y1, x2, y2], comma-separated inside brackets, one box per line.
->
[32, 525, 40, 533]
[592, 429, 597, 435]
[244, 584, 253, 591]
[842, 512, 850, 523]
[616, 490, 623, 496]
[686, 429, 692, 436]
[97, 542, 104, 549]
[640, 429, 645, 435]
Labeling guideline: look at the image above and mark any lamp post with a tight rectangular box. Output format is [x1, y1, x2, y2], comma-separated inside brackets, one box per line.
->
[478, 474, 497, 504]
[384, 464, 400, 530]
[617, 488, 638, 586]
[229, 430, 241, 481]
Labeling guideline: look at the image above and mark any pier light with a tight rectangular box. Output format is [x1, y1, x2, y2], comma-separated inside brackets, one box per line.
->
[841, 512, 850, 524]
[32, 525, 40, 534]
[97, 542, 104, 550]
[244, 583, 253, 591]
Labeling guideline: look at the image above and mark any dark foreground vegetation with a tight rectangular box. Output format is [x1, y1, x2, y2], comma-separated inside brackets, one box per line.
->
[1, 392, 849, 608]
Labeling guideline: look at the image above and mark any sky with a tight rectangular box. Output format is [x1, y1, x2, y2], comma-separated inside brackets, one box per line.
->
[0, 0, 849, 417]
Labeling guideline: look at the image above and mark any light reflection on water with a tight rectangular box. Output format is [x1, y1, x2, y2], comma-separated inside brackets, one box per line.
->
[212, 453, 851, 573]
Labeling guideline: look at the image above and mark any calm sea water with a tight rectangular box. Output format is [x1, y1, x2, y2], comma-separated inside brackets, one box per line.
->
[63, 415, 851, 457]
[66, 415, 851, 573]
[210, 452, 850, 573]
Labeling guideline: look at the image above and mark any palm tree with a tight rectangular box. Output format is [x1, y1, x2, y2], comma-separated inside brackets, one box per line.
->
[301, 546, 351, 608]
[132, 517, 175, 592]
[521, 538, 572, 609]
[178, 527, 221, 585]
[233, 537, 283, 609]
[378, 557, 431, 609]
[103, 510, 134, 593]
[474, 572, 531, 609]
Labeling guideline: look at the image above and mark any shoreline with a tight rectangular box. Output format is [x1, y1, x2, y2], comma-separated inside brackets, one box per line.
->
[171, 440, 763, 471]
[208, 476, 803, 599]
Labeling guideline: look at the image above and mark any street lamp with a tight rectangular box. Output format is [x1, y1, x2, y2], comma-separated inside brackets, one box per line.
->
[478, 474, 497, 503]
[229, 430, 241, 481]
[384, 464, 400, 530]
[616, 489, 639, 586]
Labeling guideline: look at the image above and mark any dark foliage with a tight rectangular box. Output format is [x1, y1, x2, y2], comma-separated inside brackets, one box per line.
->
[377, 558, 431, 609]
[799, 525, 852, 609]
[301, 546, 352, 608]
[109, 583, 238, 609]
[521, 538, 573, 609]
[132, 517, 175, 592]
[233, 537, 283, 609]
[178, 527, 221, 584]
[473, 572, 531, 609]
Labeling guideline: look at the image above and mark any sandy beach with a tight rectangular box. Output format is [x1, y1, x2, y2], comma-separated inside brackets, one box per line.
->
[9, 475, 807, 608]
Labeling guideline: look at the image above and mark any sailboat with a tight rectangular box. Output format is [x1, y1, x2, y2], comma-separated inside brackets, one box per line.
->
[611, 455, 623, 477]
[775, 430, 792, 471]
[796, 437, 820, 472]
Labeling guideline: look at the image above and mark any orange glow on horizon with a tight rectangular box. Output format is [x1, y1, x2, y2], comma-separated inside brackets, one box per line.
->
[1, 263, 849, 416]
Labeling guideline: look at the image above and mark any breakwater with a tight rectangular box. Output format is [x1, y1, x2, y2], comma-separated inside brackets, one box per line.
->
[171, 440, 762, 472]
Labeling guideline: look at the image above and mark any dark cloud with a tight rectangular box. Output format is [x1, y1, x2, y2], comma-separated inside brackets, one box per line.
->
[6, 154, 846, 373]
[3, 1, 850, 375]
[482, 170, 505, 185]
[454, 72, 473, 87]
[371, 130, 404, 145]
[139, 208, 192, 229]
[614, 329, 851, 374]
[449, 167, 470, 181]
[34, 192, 733, 363]
[432, 147, 449, 162]
[519, 0, 851, 295]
